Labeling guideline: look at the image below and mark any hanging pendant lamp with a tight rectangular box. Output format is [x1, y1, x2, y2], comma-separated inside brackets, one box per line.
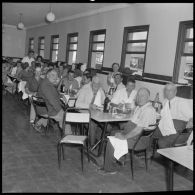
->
[46, 3, 55, 23]
[17, 13, 24, 30]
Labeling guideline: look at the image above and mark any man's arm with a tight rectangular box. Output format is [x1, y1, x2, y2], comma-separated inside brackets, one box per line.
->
[115, 126, 143, 140]
[42, 85, 62, 112]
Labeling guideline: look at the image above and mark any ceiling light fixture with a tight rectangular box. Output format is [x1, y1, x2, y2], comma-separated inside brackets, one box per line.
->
[46, 3, 55, 23]
[17, 13, 24, 30]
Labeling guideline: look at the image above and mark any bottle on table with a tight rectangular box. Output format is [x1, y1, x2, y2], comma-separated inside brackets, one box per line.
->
[153, 92, 162, 113]
[61, 84, 65, 93]
[103, 96, 110, 113]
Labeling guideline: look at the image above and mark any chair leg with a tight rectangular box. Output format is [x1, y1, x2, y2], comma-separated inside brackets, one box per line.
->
[61, 144, 65, 160]
[57, 143, 61, 169]
[129, 150, 134, 180]
[151, 138, 158, 164]
[81, 147, 84, 172]
[144, 150, 148, 171]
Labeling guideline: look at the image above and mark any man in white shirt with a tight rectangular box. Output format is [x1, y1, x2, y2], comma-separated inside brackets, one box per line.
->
[99, 88, 157, 174]
[107, 72, 125, 98]
[110, 77, 137, 110]
[21, 50, 35, 67]
[75, 75, 105, 109]
[155, 83, 193, 148]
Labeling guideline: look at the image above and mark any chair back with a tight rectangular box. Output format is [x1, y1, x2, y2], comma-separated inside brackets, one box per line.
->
[133, 124, 158, 151]
[64, 107, 90, 123]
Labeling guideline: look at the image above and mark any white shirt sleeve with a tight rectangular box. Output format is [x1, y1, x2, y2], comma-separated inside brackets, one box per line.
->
[179, 98, 193, 121]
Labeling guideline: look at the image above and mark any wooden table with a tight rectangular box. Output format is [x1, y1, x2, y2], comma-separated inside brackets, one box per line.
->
[89, 109, 131, 157]
[157, 145, 193, 191]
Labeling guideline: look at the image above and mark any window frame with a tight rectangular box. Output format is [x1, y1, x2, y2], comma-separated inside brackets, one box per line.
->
[173, 20, 193, 83]
[28, 37, 34, 52]
[38, 36, 45, 58]
[50, 35, 59, 62]
[66, 32, 78, 64]
[120, 25, 150, 75]
[87, 29, 106, 69]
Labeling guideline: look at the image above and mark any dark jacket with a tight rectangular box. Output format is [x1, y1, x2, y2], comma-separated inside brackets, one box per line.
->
[37, 78, 62, 116]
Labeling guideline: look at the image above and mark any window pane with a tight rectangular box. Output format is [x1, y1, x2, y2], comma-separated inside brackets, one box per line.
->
[40, 50, 44, 58]
[91, 52, 104, 69]
[186, 28, 193, 39]
[124, 54, 145, 75]
[178, 56, 193, 84]
[40, 45, 44, 49]
[52, 44, 59, 50]
[184, 42, 193, 54]
[70, 36, 78, 42]
[53, 37, 59, 43]
[93, 34, 105, 42]
[68, 51, 77, 65]
[40, 39, 44, 44]
[92, 43, 104, 51]
[52, 51, 58, 62]
[128, 31, 147, 40]
[31, 39, 34, 44]
[126, 42, 146, 52]
[69, 44, 77, 50]
[30, 45, 34, 50]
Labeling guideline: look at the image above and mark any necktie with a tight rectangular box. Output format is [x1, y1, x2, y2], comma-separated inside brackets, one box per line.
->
[91, 93, 96, 105]
[169, 100, 171, 109]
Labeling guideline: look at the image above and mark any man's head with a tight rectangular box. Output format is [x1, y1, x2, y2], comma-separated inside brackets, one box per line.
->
[91, 76, 101, 94]
[164, 83, 177, 100]
[68, 70, 75, 81]
[83, 72, 92, 85]
[35, 67, 42, 77]
[114, 72, 123, 86]
[136, 88, 150, 106]
[21, 62, 29, 70]
[28, 50, 34, 58]
[126, 77, 135, 93]
[46, 69, 59, 85]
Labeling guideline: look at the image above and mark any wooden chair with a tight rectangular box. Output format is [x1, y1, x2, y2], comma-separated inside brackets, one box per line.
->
[128, 126, 157, 180]
[57, 107, 91, 172]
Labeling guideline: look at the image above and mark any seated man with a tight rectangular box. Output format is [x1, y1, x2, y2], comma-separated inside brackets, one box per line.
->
[75, 75, 105, 146]
[110, 77, 137, 110]
[99, 88, 157, 174]
[58, 70, 79, 93]
[75, 75, 105, 109]
[107, 72, 125, 98]
[37, 69, 69, 134]
[25, 66, 43, 125]
[154, 83, 193, 148]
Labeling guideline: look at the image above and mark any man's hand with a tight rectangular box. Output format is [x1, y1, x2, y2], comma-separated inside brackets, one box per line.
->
[186, 118, 193, 129]
[115, 132, 126, 140]
[118, 103, 124, 109]
[90, 104, 98, 110]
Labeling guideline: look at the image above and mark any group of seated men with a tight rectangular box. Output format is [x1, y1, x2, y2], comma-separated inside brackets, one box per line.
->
[3, 54, 193, 175]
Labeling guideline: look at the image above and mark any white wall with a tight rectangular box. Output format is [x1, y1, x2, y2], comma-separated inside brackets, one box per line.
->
[2, 25, 26, 58]
[25, 3, 193, 100]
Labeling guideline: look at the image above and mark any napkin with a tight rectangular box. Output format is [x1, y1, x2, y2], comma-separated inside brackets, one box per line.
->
[107, 136, 128, 160]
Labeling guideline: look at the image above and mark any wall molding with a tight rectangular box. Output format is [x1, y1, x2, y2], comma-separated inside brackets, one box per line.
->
[3, 24, 26, 30]
[26, 3, 130, 30]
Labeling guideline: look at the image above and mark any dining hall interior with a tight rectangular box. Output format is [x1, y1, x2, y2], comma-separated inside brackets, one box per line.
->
[2, 2, 193, 193]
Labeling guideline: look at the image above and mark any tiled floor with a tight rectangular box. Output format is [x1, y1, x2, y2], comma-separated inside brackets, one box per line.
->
[2, 93, 193, 192]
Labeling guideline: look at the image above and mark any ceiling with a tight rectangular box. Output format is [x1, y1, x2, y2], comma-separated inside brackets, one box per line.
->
[2, 3, 130, 29]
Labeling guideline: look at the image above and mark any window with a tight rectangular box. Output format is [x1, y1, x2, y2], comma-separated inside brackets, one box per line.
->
[121, 25, 149, 76]
[88, 29, 106, 69]
[66, 33, 78, 65]
[29, 38, 34, 52]
[38, 37, 45, 58]
[173, 20, 193, 85]
[50, 35, 59, 62]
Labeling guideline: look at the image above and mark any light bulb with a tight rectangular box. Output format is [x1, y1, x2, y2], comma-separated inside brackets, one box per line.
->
[17, 22, 24, 30]
[46, 11, 55, 22]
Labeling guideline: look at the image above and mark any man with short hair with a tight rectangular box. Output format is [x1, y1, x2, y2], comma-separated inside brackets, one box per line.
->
[58, 70, 79, 93]
[154, 82, 193, 148]
[21, 50, 35, 67]
[110, 77, 137, 110]
[37, 69, 66, 132]
[99, 88, 157, 175]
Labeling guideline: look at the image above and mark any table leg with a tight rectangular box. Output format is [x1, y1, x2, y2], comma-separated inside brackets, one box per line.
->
[168, 159, 174, 191]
